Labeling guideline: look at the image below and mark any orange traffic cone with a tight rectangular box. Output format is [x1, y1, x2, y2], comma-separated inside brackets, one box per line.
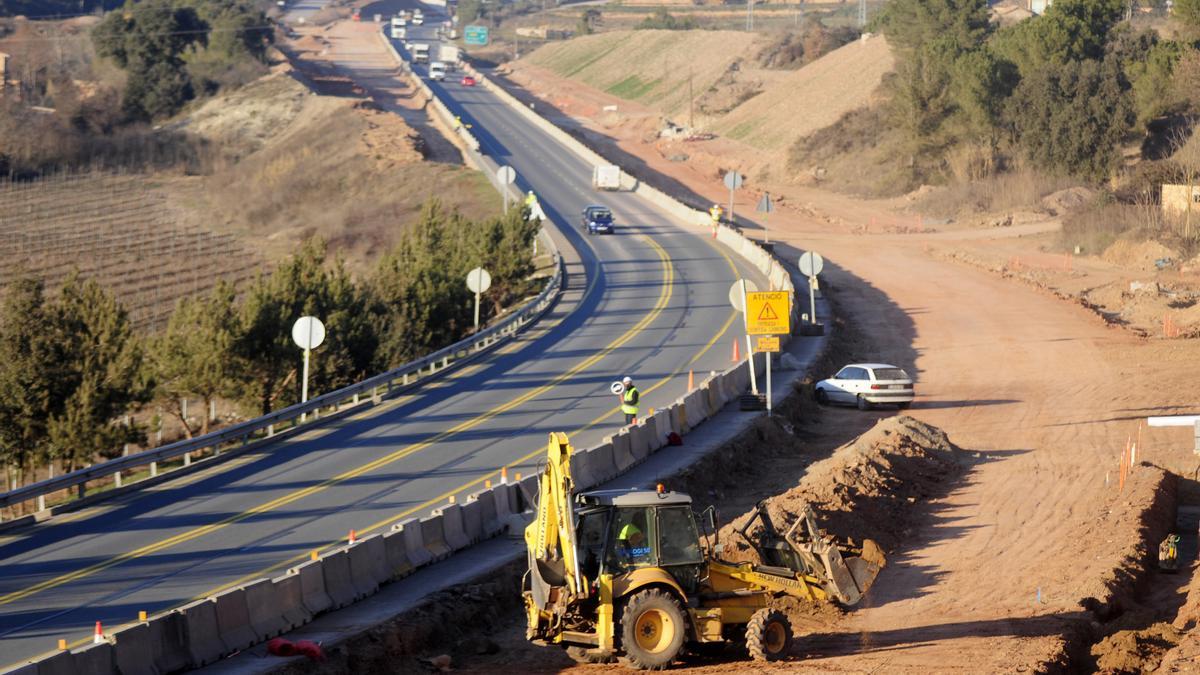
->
[500, 466, 508, 484]
[688, 369, 694, 390]
[348, 530, 357, 544]
[93, 621, 104, 644]
[731, 338, 740, 363]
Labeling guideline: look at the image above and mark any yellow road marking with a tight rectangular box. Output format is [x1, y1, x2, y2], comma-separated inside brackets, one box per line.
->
[0, 236, 671, 614]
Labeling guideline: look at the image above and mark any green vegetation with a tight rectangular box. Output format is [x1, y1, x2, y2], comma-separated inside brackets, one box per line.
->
[93, 0, 272, 119]
[861, 0, 1200, 185]
[636, 8, 696, 31]
[0, 202, 542, 498]
[606, 74, 659, 99]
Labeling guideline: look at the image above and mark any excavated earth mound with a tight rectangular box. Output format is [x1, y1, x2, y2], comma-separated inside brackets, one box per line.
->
[720, 415, 966, 560]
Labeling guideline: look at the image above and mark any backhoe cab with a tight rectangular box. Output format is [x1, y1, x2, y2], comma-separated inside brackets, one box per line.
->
[523, 433, 886, 669]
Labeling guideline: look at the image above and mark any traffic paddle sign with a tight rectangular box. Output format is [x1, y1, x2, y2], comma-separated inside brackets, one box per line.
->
[746, 291, 790, 335]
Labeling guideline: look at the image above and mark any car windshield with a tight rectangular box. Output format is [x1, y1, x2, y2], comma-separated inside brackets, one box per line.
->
[589, 209, 612, 222]
[872, 368, 909, 381]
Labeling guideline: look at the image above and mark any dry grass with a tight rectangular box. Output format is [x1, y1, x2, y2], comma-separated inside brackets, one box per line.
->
[913, 169, 1084, 218]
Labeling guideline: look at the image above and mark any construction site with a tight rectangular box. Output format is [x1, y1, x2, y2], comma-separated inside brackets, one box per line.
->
[2, 1, 1200, 674]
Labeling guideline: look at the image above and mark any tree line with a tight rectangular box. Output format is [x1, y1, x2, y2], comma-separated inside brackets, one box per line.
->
[876, 0, 1200, 183]
[0, 201, 540, 495]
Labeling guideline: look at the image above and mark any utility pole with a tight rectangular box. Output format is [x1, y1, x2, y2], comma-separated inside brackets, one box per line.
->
[858, 0, 867, 28]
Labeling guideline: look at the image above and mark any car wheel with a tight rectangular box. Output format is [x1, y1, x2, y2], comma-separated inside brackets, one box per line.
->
[856, 395, 871, 411]
[815, 388, 829, 406]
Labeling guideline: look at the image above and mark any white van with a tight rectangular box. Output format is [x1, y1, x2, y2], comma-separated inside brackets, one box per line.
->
[429, 61, 447, 81]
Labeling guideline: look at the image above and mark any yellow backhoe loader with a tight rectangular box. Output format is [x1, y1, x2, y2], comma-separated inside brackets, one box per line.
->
[523, 432, 886, 669]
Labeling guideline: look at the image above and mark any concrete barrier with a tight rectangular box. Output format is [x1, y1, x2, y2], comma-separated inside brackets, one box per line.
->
[671, 396, 689, 434]
[241, 577, 288, 641]
[69, 642, 113, 675]
[176, 597, 223, 667]
[420, 514, 452, 560]
[387, 517, 433, 576]
[148, 609, 190, 674]
[433, 503, 470, 551]
[19, 650, 70, 675]
[493, 483, 516, 521]
[705, 375, 726, 414]
[684, 390, 707, 429]
[111, 622, 157, 675]
[611, 430, 636, 469]
[269, 571, 311, 631]
[467, 488, 500, 537]
[320, 548, 358, 608]
[289, 559, 333, 616]
[651, 409, 672, 447]
[629, 421, 652, 461]
[569, 447, 597, 490]
[346, 534, 387, 598]
[587, 442, 618, 484]
[460, 497, 485, 542]
[518, 474, 539, 510]
[212, 585, 258, 653]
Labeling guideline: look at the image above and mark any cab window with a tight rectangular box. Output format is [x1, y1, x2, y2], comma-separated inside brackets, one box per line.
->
[656, 507, 702, 566]
[576, 509, 609, 579]
[607, 506, 655, 569]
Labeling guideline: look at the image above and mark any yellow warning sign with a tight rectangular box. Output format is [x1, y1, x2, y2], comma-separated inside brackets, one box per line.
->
[756, 336, 780, 352]
[746, 291, 790, 335]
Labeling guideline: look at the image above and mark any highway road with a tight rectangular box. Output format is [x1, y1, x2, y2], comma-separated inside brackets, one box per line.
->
[0, 5, 768, 666]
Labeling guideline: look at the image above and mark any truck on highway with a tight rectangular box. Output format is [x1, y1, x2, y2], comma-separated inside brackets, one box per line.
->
[592, 164, 622, 191]
[411, 43, 430, 63]
[438, 44, 460, 69]
[429, 61, 447, 81]
[412, 9, 425, 24]
[391, 15, 407, 28]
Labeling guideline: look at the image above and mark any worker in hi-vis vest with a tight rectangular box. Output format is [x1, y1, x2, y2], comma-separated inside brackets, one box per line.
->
[619, 376, 639, 425]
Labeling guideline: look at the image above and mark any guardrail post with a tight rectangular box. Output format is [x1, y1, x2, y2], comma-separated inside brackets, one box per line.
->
[37, 493, 45, 512]
[184, 452, 192, 467]
[268, 424, 275, 438]
[442, 356, 449, 369]
[114, 470, 122, 489]
[78, 482, 86, 500]
[353, 393, 360, 405]
[150, 461, 158, 478]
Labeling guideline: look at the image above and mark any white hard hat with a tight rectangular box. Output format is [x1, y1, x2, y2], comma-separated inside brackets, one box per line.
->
[622, 376, 633, 385]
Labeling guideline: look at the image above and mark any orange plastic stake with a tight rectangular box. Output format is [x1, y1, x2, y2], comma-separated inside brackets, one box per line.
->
[731, 338, 740, 363]
[57, 639, 67, 650]
[348, 529, 357, 544]
[688, 369, 694, 390]
[500, 466, 508, 484]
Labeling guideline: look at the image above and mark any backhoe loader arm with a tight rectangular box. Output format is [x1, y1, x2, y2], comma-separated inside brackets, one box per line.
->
[525, 433, 584, 616]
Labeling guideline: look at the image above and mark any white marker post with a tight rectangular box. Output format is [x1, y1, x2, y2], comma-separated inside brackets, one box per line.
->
[292, 316, 326, 422]
[466, 267, 492, 333]
[799, 251, 824, 325]
[497, 165, 516, 212]
[727, 278, 759, 395]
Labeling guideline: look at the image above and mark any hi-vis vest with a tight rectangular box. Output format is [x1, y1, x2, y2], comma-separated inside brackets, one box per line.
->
[621, 386, 639, 415]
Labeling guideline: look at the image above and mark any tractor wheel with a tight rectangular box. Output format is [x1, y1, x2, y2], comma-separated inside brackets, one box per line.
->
[565, 646, 614, 664]
[745, 608, 792, 662]
[620, 589, 687, 670]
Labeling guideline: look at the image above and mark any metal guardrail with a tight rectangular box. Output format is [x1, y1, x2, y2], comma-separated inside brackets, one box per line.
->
[0, 231, 563, 514]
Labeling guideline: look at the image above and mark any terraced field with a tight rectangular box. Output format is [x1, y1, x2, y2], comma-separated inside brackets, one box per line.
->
[0, 173, 262, 331]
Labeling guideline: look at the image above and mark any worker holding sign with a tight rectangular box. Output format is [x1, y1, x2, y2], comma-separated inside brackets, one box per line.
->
[617, 376, 640, 425]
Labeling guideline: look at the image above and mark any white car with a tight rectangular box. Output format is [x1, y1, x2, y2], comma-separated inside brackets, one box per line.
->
[412, 14, 424, 24]
[429, 61, 447, 81]
[815, 363, 914, 410]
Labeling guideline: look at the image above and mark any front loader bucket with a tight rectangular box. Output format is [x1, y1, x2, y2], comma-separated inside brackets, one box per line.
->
[823, 538, 885, 606]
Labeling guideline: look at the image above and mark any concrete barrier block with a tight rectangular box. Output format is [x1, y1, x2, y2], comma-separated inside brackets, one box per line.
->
[518, 474, 539, 510]
[671, 397, 688, 434]
[320, 548, 358, 608]
[347, 534, 386, 599]
[269, 572, 311, 630]
[684, 390, 707, 429]
[569, 447, 598, 490]
[3, 662, 36, 675]
[111, 621, 158, 675]
[240, 577, 287, 641]
[212, 586, 257, 653]
[433, 503, 470, 552]
[25, 650, 73, 675]
[706, 374, 726, 413]
[290, 559, 332, 616]
[177, 598, 223, 667]
[70, 641, 113, 675]
[493, 483, 517, 521]
[420, 514, 451, 560]
[628, 423, 650, 462]
[145, 609, 189, 674]
[467, 488, 501, 537]
[460, 497, 485, 542]
[392, 517, 434, 573]
[587, 442, 618, 484]
[651, 409, 672, 448]
[612, 428, 635, 469]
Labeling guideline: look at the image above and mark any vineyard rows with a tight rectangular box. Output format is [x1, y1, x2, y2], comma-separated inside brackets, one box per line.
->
[0, 172, 263, 332]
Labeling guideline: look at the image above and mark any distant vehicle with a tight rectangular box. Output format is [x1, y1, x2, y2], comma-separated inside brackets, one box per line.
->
[391, 25, 407, 39]
[412, 11, 425, 24]
[429, 61, 447, 81]
[438, 44, 460, 68]
[592, 165, 621, 191]
[581, 205, 614, 235]
[392, 16, 407, 28]
[814, 363, 914, 410]
[412, 43, 430, 63]
[460, 75, 477, 86]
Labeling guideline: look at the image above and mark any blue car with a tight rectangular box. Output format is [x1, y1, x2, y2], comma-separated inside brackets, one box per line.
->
[582, 205, 614, 235]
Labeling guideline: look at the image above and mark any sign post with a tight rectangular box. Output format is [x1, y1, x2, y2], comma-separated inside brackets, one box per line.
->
[466, 267, 492, 332]
[746, 290, 791, 414]
[496, 165, 516, 212]
[728, 278, 760, 395]
[723, 171, 743, 229]
[291, 316, 326, 422]
[756, 192, 773, 244]
[798, 251, 824, 325]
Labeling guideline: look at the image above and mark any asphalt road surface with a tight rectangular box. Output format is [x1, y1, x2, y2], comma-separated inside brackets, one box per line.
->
[0, 7, 768, 666]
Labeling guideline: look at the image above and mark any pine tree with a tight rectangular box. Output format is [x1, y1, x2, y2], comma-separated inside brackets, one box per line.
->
[0, 278, 62, 490]
[153, 281, 239, 437]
